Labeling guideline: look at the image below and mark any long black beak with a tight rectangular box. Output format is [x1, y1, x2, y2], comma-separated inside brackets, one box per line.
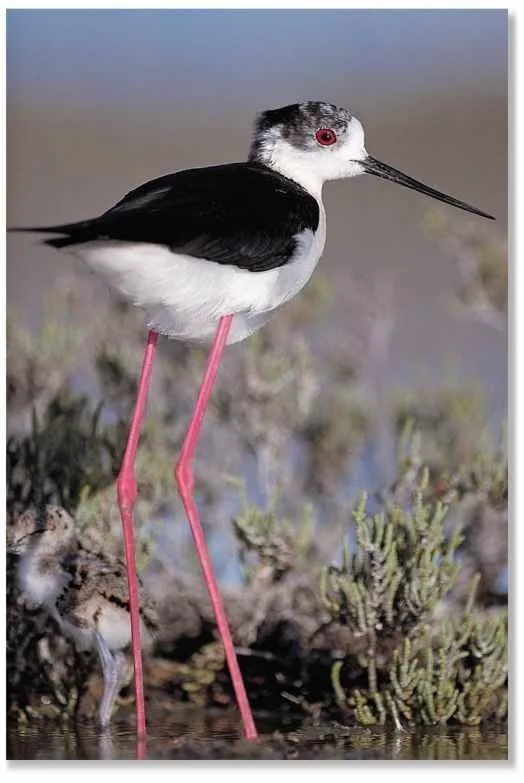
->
[361, 155, 494, 220]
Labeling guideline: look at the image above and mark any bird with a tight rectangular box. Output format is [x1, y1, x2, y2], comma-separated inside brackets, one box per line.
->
[8, 100, 494, 742]
[6, 505, 158, 728]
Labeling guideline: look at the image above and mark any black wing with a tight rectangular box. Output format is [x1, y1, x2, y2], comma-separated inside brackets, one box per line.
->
[11, 162, 320, 273]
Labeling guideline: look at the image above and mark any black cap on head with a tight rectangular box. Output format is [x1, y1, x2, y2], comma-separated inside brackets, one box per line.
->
[250, 101, 352, 160]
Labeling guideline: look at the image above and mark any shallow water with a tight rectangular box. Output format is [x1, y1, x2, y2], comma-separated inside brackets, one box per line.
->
[7, 707, 508, 761]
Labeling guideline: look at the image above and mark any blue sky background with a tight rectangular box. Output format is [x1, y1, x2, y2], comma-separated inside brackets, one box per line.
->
[7, 9, 507, 111]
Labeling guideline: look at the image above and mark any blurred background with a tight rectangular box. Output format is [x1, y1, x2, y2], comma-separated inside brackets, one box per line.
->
[7, 8, 507, 407]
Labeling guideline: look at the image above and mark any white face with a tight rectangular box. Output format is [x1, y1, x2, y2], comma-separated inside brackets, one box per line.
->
[250, 102, 368, 196]
[274, 116, 368, 185]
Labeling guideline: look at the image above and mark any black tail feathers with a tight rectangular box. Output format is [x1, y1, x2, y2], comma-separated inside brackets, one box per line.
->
[8, 221, 94, 249]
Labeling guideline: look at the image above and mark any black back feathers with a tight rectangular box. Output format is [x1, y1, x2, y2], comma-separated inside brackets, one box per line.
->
[10, 162, 320, 273]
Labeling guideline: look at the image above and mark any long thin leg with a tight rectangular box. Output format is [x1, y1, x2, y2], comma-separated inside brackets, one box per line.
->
[95, 632, 127, 728]
[116, 329, 159, 740]
[175, 314, 258, 740]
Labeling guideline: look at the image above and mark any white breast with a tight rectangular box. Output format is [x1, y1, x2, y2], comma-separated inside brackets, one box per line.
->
[71, 201, 326, 344]
[61, 600, 152, 654]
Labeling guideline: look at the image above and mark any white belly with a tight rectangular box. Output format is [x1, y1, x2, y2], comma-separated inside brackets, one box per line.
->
[71, 205, 326, 344]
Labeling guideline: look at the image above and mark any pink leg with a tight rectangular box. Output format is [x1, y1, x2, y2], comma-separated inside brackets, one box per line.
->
[116, 329, 159, 741]
[175, 315, 258, 740]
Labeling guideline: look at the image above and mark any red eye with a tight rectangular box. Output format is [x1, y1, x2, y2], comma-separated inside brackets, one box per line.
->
[315, 128, 337, 146]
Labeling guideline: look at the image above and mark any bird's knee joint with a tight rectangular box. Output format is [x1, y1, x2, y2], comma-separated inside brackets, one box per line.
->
[174, 458, 194, 494]
[117, 470, 137, 512]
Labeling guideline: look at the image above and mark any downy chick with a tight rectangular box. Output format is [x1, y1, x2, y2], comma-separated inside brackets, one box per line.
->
[7, 505, 158, 726]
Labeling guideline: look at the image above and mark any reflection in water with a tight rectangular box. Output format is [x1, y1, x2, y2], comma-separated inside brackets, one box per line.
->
[7, 708, 508, 760]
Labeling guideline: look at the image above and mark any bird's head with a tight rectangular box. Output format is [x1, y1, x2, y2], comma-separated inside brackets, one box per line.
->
[250, 101, 365, 189]
[249, 101, 493, 218]
[7, 506, 76, 556]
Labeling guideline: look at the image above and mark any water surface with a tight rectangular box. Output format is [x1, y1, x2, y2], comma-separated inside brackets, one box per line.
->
[7, 708, 508, 761]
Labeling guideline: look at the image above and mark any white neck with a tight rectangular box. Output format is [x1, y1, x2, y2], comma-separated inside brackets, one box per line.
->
[252, 137, 325, 199]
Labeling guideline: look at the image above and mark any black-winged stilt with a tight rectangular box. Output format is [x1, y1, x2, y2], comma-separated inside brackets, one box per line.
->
[9, 101, 494, 742]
